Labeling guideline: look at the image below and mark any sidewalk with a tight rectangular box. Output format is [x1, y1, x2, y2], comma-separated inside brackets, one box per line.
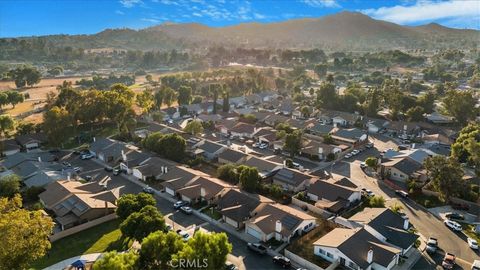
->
[43, 253, 103, 270]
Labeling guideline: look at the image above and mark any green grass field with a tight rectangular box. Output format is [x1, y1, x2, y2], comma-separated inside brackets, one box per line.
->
[30, 219, 130, 270]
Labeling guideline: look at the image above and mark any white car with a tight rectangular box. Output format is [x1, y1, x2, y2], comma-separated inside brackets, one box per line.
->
[177, 230, 191, 241]
[467, 238, 478, 249]
[344, 153, 353, 159]
[259, 143, 268, 149]
[351, 150, 360, 155]
[444, 219, 462, 231]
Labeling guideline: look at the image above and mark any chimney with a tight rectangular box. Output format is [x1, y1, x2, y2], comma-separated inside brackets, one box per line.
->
[67, 174, 71, 181]
[121, 150, 126, 161]
[38, 156, 42, 162]
[200, 187, 206, 198]
[275, 220, 282, 233]
[93, 137, 96, 142]
[164, 167, 168, 173]
[318, 147, 323, 154]
[403, 217, 409, 230]
[161, 166, 165, 174]
[367, 248, 373, 264]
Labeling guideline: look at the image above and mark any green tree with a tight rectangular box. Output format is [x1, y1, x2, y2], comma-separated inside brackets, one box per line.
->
[314, 63, 327, 79]
[160, 86, 177, 108]
[136, 89, 154, 114]
[442, 90, 477, 125]
[284, 130, 302, 157]
[184, 120, 204, 136]
[157, 133, 186, 162]
[172, 231, 232, 270]
[424, 156, 463, 202]
[0, 114, 15, 137]
[222, 85, 230, 113]
[365, 157, 378, 169]
[42, 106, 70, 146]
[217, 164, 238, 184]
[93, 251, 138, 270]
[0, 174, 20, 198]
[139, 231, 185, 270]
[363, 88, 382, 117]
[6, 91, 25, 108]
[406, 106, 425, 122]
[416, 91, 436, 114]
[0, 195, 53, 269]
[116, 193, 156, 220]
[177, 85, 192, 106]
[367, 195, 385, 207]
[9, 66, 41, 88]
[316, 82, 337, 109]
[451, 124, 480, 176]
[120, 205, 166, 241]
[238, 166, 261, 192]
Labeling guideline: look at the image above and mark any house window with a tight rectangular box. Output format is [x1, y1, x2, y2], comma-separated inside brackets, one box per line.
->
[348, 261, 359, 270]
[326, 252, 334, 258]
[393, 172, 397, 176]
[400, 174, 404, 178]
[318, 248, 326, 255]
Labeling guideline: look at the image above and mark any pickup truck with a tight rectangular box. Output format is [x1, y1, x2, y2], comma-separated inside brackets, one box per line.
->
[442, 253, 456, 269]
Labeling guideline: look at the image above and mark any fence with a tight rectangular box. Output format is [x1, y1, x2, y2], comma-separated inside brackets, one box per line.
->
[284, 249, 326, 270]
[49, 213, 118, 242]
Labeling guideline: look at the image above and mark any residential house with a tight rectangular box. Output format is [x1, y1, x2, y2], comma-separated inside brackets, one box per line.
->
[229, 122, 257, 139]
[1, 139, 21, 156]
[300, 134, 343, 160]
[252, 127, 277, 145]
[160, 166, 206, 197]
[331, 128, 368, 146]
[426, 112, 454, 124]
[365, 118, 389, 134]
[193, 140, 226, 161]
[307, 123, 336, 136]
[218, 148, 248, 165]
[263, 114, 290, 127]
[349, 208, 419, 254]
[90, 138, 131, 164]
[39, 180, 118, 230]
[272, 168, 316, 192]
[319, 111, 362, 127]
[215, 118, 238, 135]
[217, 188, 273, 229]
[250, 111, 274, 123]
[278, 99, 293, 115]
[119, 150, 151, 174]
[196, 113, 222, 123]
[132, 157, 171, 181]
[245, 203, 316, 243]
[314, 228, 401, 270]
[15, 133, 47, 151]
[176, 177, 229, 204]
[306, 178, 361, 213]
[380, 157, 423, 182]
[244, 156, 283, 178]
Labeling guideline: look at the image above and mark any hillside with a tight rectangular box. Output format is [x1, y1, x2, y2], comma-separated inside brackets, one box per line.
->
[2, 11, 479, 51]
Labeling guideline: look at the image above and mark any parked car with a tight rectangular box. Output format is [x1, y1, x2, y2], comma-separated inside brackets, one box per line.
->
[472, 260, 480, 270]
[259, 143, 268, 149]
[273, 256, 291, 268]
[395, 190, 409, 198]
[252, 142, 260, 148]
[247, 243, 267, 254]
[426, 237, 438, 254]
[62, 162, 72, 167]
[81, 153, 94, 160]
[142, 186, 154, 194]
[360, 162, 367, 169]
[164, 224, 172, 232]
[351, 150, 360, 155]
[442, 253, 456, 269]
[468, 238, 478, 249]
[362, 188, 375, 197]
[104, 166, 113, 172]
[444, 219, 462, 231]
[344, 153, 353, 159]
[113, 168, 121, 176]
[176, 230, 191, 241]
[73, 167, 81, 173]
[173, 200, 188, 209]
[365, 143, 374, 149]
[225, 261, 238, 270]
[445, 212, 464, 220]
[84, 175, 92, 181]
[180, 206, 193, 214]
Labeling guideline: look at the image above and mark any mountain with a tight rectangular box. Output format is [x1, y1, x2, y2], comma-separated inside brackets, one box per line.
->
[5, 11, 479, 51]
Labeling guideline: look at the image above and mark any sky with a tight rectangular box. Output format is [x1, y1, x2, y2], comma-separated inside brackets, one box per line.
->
[0, 0, 479, 37]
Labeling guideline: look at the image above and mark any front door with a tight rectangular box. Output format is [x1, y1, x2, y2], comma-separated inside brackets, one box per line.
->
[340, 257, 346, 265]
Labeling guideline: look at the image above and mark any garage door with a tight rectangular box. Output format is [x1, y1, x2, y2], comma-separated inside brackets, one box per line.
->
[181, 195, 191, 203]
[166, 188, 175, 196]
[246, 226, 262, 240]
[225, 217, 238, 228]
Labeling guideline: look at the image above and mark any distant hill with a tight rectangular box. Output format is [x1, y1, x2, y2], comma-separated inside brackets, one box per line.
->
[4, 11, 479, 51]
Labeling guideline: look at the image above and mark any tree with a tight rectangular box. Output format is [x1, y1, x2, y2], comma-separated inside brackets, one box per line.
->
[390, 203, 403, 214]
[157, 133, 186, 162]
[300, 106, 311, 118]
[316, 82, 337, 109]
[209, 84, 220, 114]
[0, 114, 15, 137]
[365, 157, 378, 169]
[222, 85, 230, 113]
[9, 66, 41, 88]
[0, 174, 20, 198]
[177, 85, 192, 106]
[451, 124, 480, 176]
[442, 90, 477, 125]
[217, 164, 238, 184]
[416, 91, 436, 114]
[6, 91, 25, 108]
[139, 231, 185, 270]
[116, 193, 156, 220]
[0, 195, 53, 269]
[42, 106, 70, 145]
[238, 166, 261, 192]
[367, 195, 385, 207]
[120, 205, 166, 241]
[406, 106, 425, 122]
[184, 120, 204, 136]
[363, 88, 382, 117]
[172, 231, 232, 270]
[322, 134, 334, 144]
[151, 111, 164, 123]
[93, 251, 138, 270]
[284, 130, 302, 157]
[424, 156, 463, 202]
[314, 64, 327, 79]
[136, 89, 154, 114]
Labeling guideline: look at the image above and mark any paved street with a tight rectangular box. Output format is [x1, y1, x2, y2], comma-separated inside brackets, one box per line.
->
[331, 158, 479, 270]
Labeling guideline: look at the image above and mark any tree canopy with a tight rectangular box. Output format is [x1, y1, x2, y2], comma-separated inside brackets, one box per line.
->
[116, 193, 156, 220]
[120, 205, 166, 241]
[93, 251, 138, 270]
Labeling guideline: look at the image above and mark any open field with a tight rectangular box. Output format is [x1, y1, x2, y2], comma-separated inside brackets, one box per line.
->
[30, 219, 131, 270]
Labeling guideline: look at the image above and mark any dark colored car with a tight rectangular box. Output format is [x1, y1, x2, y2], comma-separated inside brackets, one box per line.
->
[273, 256, 291, 268]
[395, 190, 409, 198]
[247, 243, 267, 254]
[104, 166, 113, 172]
[445, 212, 465, 220]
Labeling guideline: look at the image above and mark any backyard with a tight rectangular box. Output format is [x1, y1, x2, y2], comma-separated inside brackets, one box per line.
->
[30, 219, 131, 269]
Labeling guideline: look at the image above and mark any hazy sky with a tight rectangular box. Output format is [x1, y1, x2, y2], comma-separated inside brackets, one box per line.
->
[0, 0, 479, 37]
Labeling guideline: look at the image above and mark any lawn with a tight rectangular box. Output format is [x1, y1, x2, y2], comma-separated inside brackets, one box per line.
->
[409, 193, 446, 208]
[30, 219, 131, 269]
